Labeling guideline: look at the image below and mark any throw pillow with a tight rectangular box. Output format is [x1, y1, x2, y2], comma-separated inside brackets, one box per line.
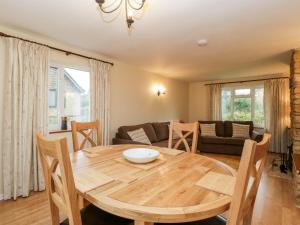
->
[127, 128, 151, 145]
[232, 123, 250, 138]
[172, 129, 182, 139]
[168, 124, 182, 139]
[200, 123, 216, 137]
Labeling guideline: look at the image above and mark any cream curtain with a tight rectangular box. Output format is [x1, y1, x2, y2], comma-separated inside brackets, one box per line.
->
[90, 59, 112, 145]
[209, 84, 222, 120]
[264, 79, 290, 153]
[1, 38, 49, 199]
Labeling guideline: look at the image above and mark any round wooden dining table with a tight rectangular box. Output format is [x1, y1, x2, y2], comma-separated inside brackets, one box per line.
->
[70, 144, 236, 225]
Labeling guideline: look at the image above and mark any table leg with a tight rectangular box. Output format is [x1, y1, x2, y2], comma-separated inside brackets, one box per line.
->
[134, 221, 154, 225]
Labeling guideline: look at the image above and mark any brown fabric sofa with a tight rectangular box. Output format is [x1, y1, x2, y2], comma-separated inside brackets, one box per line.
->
[198, 121, 263, 155]
[112, 122, 193, 150]
[112, 120, 263, 156]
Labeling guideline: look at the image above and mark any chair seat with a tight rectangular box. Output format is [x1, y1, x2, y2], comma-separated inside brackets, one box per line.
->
[60, 204, 133, 225]
[156, 216, 226, 225]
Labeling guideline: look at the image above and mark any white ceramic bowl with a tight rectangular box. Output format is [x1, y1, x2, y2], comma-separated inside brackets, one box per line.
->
[122, 148, 160, 164]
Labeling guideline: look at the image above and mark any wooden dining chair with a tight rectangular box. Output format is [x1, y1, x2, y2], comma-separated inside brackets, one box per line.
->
[225, 133, 271, 225]
[36, 134, 132, 225]
[168, 121, 199, 153]
[166, 133, 271, 225]
[71, 120, 102, 152]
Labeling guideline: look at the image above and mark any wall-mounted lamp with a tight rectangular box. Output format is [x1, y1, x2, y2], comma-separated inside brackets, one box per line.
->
[152, 85, 166, 96]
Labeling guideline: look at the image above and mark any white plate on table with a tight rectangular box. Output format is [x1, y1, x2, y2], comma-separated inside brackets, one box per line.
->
[122, 148, 160, 164]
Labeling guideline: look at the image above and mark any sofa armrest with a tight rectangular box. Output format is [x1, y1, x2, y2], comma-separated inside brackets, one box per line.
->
[112, 138, 148, 145]
[251, 131, 263, 143]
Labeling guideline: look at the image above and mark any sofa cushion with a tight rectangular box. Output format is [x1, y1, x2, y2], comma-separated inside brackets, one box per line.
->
[200, 123, 216, 137]
[201, 137, 226, 145]
[224, 121, 253, 137]
[223, 137, 245, 146]
[232, 123, 250, 138]
[127, 128, 151, 145]
[152, 122, 169, 141]
[118, 123, 158, 143]
[199, 121, 224, 137]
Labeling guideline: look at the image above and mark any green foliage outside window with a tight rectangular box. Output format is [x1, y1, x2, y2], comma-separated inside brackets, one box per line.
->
[221, 87, 264, 127]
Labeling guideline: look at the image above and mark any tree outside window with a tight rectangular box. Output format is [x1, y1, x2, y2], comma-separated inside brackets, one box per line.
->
[221, 86, 264, 128]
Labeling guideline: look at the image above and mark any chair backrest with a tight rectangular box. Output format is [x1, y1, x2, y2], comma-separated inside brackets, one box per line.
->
[37, 134, 82, 225]
[168, 121, 199, 153]
[71, 120, 102, 152]
[226, 133, 271, 225]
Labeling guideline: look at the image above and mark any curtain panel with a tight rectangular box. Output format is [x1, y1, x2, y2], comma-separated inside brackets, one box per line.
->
[0, 38, 49, 199]
[90, 59, 112, 145]
[264, 79, 290, 153]
[209, 84, 222, 120]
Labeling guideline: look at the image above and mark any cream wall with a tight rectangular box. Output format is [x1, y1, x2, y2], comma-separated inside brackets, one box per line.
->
[188, 82, 210, 122]
[110, 63, 188, 139]
[0, 25, 188, 151]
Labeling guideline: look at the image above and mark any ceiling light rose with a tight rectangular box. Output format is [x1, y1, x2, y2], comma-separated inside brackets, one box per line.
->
[95, 0, 146, 28]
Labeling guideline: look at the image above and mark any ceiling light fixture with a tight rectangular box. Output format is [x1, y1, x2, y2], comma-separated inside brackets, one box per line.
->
[95, 0, 146, 28]
[197, 39, 208, 47]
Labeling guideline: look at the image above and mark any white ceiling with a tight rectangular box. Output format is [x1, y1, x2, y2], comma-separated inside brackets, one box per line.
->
[0, 0, 300, 81]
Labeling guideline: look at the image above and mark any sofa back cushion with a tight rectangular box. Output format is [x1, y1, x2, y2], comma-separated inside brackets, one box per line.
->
[127, 128, 151, 145]
[200, 124, 217, 137]
[224, 121, 253, 137]
[232, 123, 250, 138]
[199, 121, 224, 137]
[152, 122, 170, 141]
[118, 123, 158, 143]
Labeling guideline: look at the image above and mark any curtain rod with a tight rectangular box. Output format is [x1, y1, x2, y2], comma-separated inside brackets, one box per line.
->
[0, 32, 114, 66]
[205, 76, 290, 86]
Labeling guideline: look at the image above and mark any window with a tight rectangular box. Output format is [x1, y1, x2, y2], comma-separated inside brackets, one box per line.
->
[221, 86, 264, 127]
[48, 66, 90, 131]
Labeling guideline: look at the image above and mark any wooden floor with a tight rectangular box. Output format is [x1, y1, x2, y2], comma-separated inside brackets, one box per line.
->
[0, 153, 299, 225]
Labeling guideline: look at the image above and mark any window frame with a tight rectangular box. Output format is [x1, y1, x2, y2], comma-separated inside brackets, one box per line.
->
[48, 63, 91, 131]
[221, 84, 264, 128]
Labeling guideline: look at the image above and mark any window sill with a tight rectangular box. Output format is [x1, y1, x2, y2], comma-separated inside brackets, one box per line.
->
[49, 129, 72, 134]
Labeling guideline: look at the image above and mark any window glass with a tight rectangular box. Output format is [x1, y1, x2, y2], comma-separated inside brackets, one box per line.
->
[254, 88, 264, 127]
[48, 67, 59, 130]
[233, 97, 252, 121]
[64, 68, 90, 123]
[235, 89, 250, 96]
[222, 90, 232, 120]
[48, 66, 90, 130]
[221, 86, 264, 127]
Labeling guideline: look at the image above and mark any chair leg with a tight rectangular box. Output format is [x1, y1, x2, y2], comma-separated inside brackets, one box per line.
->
[49, 199, 60, 225]
[243, 204, 254, 225]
